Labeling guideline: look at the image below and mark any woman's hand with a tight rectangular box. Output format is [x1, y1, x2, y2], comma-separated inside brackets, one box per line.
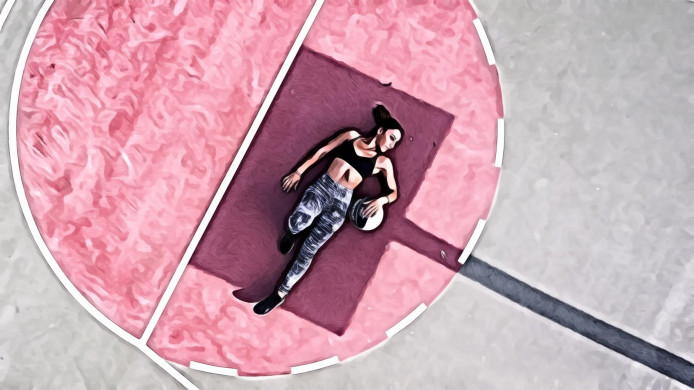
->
[362, 197, 387, 218]
[282, 172, 301, 192]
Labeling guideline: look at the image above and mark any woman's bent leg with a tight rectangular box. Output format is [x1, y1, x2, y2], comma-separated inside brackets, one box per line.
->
[287, 187, 325, 235]
[278, 204, 347, 295]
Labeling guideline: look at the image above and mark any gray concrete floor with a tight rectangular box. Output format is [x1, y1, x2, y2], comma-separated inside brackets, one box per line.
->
[475, 0, 694, 364]
[1, 0, 692, 389]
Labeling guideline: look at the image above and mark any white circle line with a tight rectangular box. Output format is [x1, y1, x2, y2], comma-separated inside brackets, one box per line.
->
[7, 1, 198, 388]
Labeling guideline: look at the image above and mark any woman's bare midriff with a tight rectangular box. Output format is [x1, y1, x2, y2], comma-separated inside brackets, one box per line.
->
[327, 158, 366, 190]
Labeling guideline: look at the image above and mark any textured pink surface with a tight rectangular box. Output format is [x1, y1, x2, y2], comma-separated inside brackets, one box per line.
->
[149, 242, 454, 374]
[16, 0, 313, 336]
[151, 0, 502, 374]
[305, 1, 502, 247]
[17, 0, 501, 373]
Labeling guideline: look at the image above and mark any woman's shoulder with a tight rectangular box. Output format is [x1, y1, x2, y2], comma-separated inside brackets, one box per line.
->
[344, 129, 361, 140]
[376, 155, 392, 165]
[330, 130, 360, 153]
[334, 129, 360, 143]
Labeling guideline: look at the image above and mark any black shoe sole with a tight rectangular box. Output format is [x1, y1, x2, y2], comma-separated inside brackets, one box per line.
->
[278, 231, 297, 254]
[253, 296, 286, 316]
[278, 242, 293, 255]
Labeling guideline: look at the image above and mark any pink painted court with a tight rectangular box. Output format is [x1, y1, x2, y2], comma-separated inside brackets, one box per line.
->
[12, 0, 502, 384]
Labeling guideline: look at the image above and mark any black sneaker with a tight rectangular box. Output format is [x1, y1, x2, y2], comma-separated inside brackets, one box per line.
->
[253, 292, 286, 315]
[278, 230, 298, 254]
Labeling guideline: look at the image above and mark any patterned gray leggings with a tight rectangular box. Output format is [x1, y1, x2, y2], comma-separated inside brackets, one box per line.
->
[278, 173, 353, 295]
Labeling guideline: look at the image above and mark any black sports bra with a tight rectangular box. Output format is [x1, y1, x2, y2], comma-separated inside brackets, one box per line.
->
[333, 138, 379, 179]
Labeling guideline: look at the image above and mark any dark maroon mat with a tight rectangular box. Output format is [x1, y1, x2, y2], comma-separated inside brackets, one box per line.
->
[190, 47, 461, 335]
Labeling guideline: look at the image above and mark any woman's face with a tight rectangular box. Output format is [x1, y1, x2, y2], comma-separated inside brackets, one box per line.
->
[377, 128, 402, 152]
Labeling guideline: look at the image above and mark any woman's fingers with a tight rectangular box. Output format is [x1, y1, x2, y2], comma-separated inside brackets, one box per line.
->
[364, 205, 376, 217]
[281, 176, 299, 192]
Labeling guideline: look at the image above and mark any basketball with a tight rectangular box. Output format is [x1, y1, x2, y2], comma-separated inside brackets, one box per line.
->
[349, 197, 385, 231]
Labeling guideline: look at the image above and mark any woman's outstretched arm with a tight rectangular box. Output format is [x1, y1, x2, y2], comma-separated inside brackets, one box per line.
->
[282, 129, 360, 192]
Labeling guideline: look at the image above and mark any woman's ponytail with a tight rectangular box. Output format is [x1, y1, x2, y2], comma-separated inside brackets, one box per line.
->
[371, 104, 404, 137]
[372, 104, 392, 125]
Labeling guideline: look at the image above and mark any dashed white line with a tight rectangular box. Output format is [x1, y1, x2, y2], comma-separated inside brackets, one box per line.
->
[458, 219, 487, 264]
[494, 118, 505, 168]
[290, 356, 340, 374]
[473, 18, 496, 66]
[386, 303, 427, 338]
[468, 0, 480, 16]
[189, 361, 238, 377]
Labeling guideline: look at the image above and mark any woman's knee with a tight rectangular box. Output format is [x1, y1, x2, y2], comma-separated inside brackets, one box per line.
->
[288, 210, 313, 234]
[288, 191, 321, 233]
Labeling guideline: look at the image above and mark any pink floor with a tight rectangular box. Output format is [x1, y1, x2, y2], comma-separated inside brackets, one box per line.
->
[149, 243, 455, 375]
[150, 0, 502, 375]
[17, 0, 501, 374]
[16, 0, 314, 336]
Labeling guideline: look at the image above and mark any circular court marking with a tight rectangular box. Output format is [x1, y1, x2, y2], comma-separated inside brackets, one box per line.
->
[10, 0, 504, 381]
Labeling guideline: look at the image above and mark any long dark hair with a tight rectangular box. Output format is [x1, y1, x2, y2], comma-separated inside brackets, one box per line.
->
[369, 104, 404, 138]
